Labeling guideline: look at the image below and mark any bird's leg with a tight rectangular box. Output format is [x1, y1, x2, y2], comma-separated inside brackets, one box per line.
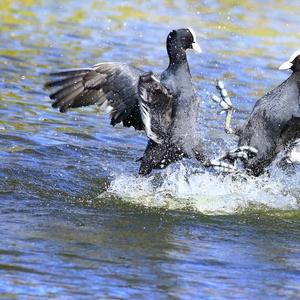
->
[211, 80, 234, 134]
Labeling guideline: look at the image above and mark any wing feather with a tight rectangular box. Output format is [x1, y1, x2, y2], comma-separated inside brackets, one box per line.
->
[45, 62, 145, 130]
[138, 72, 174, 143]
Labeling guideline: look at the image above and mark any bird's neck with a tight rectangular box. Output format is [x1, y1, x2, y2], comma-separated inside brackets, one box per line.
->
[167, 45, 188, 68]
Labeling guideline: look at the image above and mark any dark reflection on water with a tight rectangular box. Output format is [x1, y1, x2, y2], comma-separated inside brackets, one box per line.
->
[1, 0, 300, 298]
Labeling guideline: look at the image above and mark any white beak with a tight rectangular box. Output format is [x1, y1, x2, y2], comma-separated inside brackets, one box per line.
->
[192, 41, 202, 54]
[279, 50, 300, 70]
[279, 61, 293, 70]
[188, 27, 202, 54]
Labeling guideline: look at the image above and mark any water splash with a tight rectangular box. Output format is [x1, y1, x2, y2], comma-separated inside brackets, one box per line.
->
[100, 163, 300, 215]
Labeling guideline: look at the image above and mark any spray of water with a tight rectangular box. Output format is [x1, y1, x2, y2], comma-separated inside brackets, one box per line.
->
[98, 161, 300, 215]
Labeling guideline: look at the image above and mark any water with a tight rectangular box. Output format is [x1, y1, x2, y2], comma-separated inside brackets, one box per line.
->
[1, 0, 300, 298]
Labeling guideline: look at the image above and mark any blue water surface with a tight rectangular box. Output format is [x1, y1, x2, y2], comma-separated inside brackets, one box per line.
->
[0, 0, 300, 299]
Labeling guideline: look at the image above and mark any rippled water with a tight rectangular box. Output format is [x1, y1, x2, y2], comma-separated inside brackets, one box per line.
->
[1, 0, 300, 298]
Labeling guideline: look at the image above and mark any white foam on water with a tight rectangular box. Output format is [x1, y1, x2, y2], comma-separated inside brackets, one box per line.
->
[102, 163, 300, 215]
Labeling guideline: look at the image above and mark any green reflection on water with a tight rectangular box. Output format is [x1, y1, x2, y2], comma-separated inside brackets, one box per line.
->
[0, 0, 299, 142]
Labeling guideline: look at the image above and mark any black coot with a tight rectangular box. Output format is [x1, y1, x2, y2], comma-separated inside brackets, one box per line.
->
[45, 28, 206, 175]
[212, 51, 300, 176]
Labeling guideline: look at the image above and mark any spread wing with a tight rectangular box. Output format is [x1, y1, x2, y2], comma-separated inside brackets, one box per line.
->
[138, 72, 174, 144]
[45, 62, 146, 130]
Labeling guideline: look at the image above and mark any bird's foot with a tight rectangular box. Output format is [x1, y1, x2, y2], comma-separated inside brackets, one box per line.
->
[224, 146, 258, 161]
[203, 146, 258, 175]
[211, 80, 234, 134]
[211, 80, 232, 111]
[203, 159, 238, 173]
